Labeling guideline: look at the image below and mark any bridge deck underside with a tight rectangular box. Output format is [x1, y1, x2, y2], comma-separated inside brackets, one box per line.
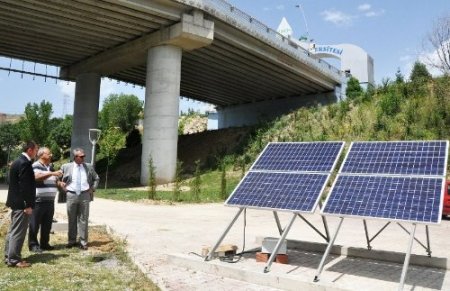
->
[0, 0, 340, 106]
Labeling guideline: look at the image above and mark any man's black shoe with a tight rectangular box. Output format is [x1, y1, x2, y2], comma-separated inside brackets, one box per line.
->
[66, 243, 78, 249]
[30, 246, 43, 254]
[40, 245, 55, 251]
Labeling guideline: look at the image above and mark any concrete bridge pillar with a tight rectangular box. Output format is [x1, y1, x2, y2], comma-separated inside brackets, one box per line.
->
[141, 45, 181, 184]
[140, 10, 214, 185]
[70, 72, 101, 161]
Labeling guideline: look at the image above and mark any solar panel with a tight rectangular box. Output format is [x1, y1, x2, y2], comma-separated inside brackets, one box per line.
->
[322, 140, 448, 224]
[226, 172, 329, 212]
[226, 142, 345, 212]
[341, 141, 447, 176]
[322, 175, 444, 223]
[251, 142, 344, 172]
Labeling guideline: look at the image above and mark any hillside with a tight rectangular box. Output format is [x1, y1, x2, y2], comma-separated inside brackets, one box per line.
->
[100, 126, 253, 186]
[101, 75, 450, 185]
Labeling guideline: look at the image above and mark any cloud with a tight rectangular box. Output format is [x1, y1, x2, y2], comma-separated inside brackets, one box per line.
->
[418, 47, 446, 77]
[364, 9, 385, 17]
[358, 4, 371, 11]
[275, 4, 284, 10]
[357, 4, 385, 18]
[321, 10, 353, 26]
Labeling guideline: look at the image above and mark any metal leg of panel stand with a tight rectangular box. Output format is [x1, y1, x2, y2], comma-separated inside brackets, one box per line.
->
[264, 213, 297, 273]
[425, 225, 431, 257]
[363, 219, 372, 250]
[318, 200, 330, 241]
[297, 214, 328, 242]
[364, 220, 391, 250]
[205, 208, 244, 261]
[398, 223, 417, 291]
[321, 215, 330, 242]
[314, 217, 344, 282]
[397, 222, 430, 256]
[273, 211, 283, 235]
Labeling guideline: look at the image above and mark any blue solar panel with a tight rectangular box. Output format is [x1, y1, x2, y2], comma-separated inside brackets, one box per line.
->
[252, 142, 344, 172]
[322, 175, 444, 223]
[226, 142, 344, 212]
[226, 172, 329, 212]
[341, 141, 447, 176]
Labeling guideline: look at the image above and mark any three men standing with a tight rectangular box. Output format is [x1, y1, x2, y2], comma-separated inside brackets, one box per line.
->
[4, 141, 38, 268]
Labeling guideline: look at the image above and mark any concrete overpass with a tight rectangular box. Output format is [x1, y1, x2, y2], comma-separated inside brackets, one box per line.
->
[0, 0, 344, 184]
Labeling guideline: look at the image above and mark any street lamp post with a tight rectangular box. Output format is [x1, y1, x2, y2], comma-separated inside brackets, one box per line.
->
[89, 128, 101, 168]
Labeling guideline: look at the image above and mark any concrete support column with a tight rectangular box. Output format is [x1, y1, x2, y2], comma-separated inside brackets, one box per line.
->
[141, 45, 182, 185]
[70, 72, 101, 161]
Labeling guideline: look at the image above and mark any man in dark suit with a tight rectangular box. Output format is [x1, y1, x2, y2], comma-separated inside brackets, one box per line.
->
[4, 141, 38, 268]
[60, 147, 99, 250]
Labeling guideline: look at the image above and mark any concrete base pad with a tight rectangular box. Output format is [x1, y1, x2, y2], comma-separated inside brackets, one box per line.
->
[168, 239, 449, 291]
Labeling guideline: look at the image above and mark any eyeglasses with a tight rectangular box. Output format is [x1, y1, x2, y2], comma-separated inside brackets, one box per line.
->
[76, 155, 85, 158]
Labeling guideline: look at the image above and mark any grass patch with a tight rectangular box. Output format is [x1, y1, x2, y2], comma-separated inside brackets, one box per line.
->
[0, 203, 159, 290]
[95, 169, 241, 203]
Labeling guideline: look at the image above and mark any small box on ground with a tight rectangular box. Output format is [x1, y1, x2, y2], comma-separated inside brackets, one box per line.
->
[255, 252, 288, 264]
[261, 237, 287, 254]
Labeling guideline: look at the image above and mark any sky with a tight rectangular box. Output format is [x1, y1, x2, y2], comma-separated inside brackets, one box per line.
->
[1, 0, 449, 116]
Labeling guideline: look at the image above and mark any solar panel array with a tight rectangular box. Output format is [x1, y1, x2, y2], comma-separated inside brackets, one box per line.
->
[226, 142, 344, 212]
[322, 141, 448, 224]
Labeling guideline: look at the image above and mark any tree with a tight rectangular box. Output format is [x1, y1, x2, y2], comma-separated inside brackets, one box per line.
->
[99, 127, 126, 189]
[99, 94, 143, 133]
[0, 122, 21, 165]
[48, 115, 73, 160]
[423, 15, 450, 74]
[19, 101, 53, 144]
[346, 76, 363, 101]
[147, 156, 157, 200]
[395, 68, 404, 84]
[410, 61, 432, 83]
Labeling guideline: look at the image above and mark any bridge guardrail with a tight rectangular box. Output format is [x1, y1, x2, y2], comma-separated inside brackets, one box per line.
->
[173, 0, 343, 83]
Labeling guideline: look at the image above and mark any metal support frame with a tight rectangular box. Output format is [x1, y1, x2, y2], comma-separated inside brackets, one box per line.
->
[398, 224, 417, 291]
[205, 208, 244, 261]
[297, 214, 330, 242]
[396, 223, 431, 257]
[273, 211, 283, 235]
[362, 219, 431, 256]
[314, 217, 344, 282]
[264, 213, 297, 273]
[363, 219, 391, 250]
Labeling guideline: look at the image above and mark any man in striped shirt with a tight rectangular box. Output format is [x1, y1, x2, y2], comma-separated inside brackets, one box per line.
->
[28, 147, 62, 253]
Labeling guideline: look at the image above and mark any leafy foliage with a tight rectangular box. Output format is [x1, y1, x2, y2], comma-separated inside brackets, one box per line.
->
[238, 74, 450, 167]
[147, 156, 156, 200]
[99, 127, 126, 189]
[18, 100, 53, 144]
[346, 76, 363, 101]
[410, 61, 432, 83]
[99, 94, 143, 133]
[190, 160, 202, 202]
[48, 115, 73, 160]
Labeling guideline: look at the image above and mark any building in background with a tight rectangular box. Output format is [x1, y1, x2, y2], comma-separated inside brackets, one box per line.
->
[277, 17, 375, 88]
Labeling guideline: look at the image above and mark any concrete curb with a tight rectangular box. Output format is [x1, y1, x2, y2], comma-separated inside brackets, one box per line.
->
[168, 253, 347, 291]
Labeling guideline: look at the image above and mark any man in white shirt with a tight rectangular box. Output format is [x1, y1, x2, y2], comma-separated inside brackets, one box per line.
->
[60, 148, 99, 250]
